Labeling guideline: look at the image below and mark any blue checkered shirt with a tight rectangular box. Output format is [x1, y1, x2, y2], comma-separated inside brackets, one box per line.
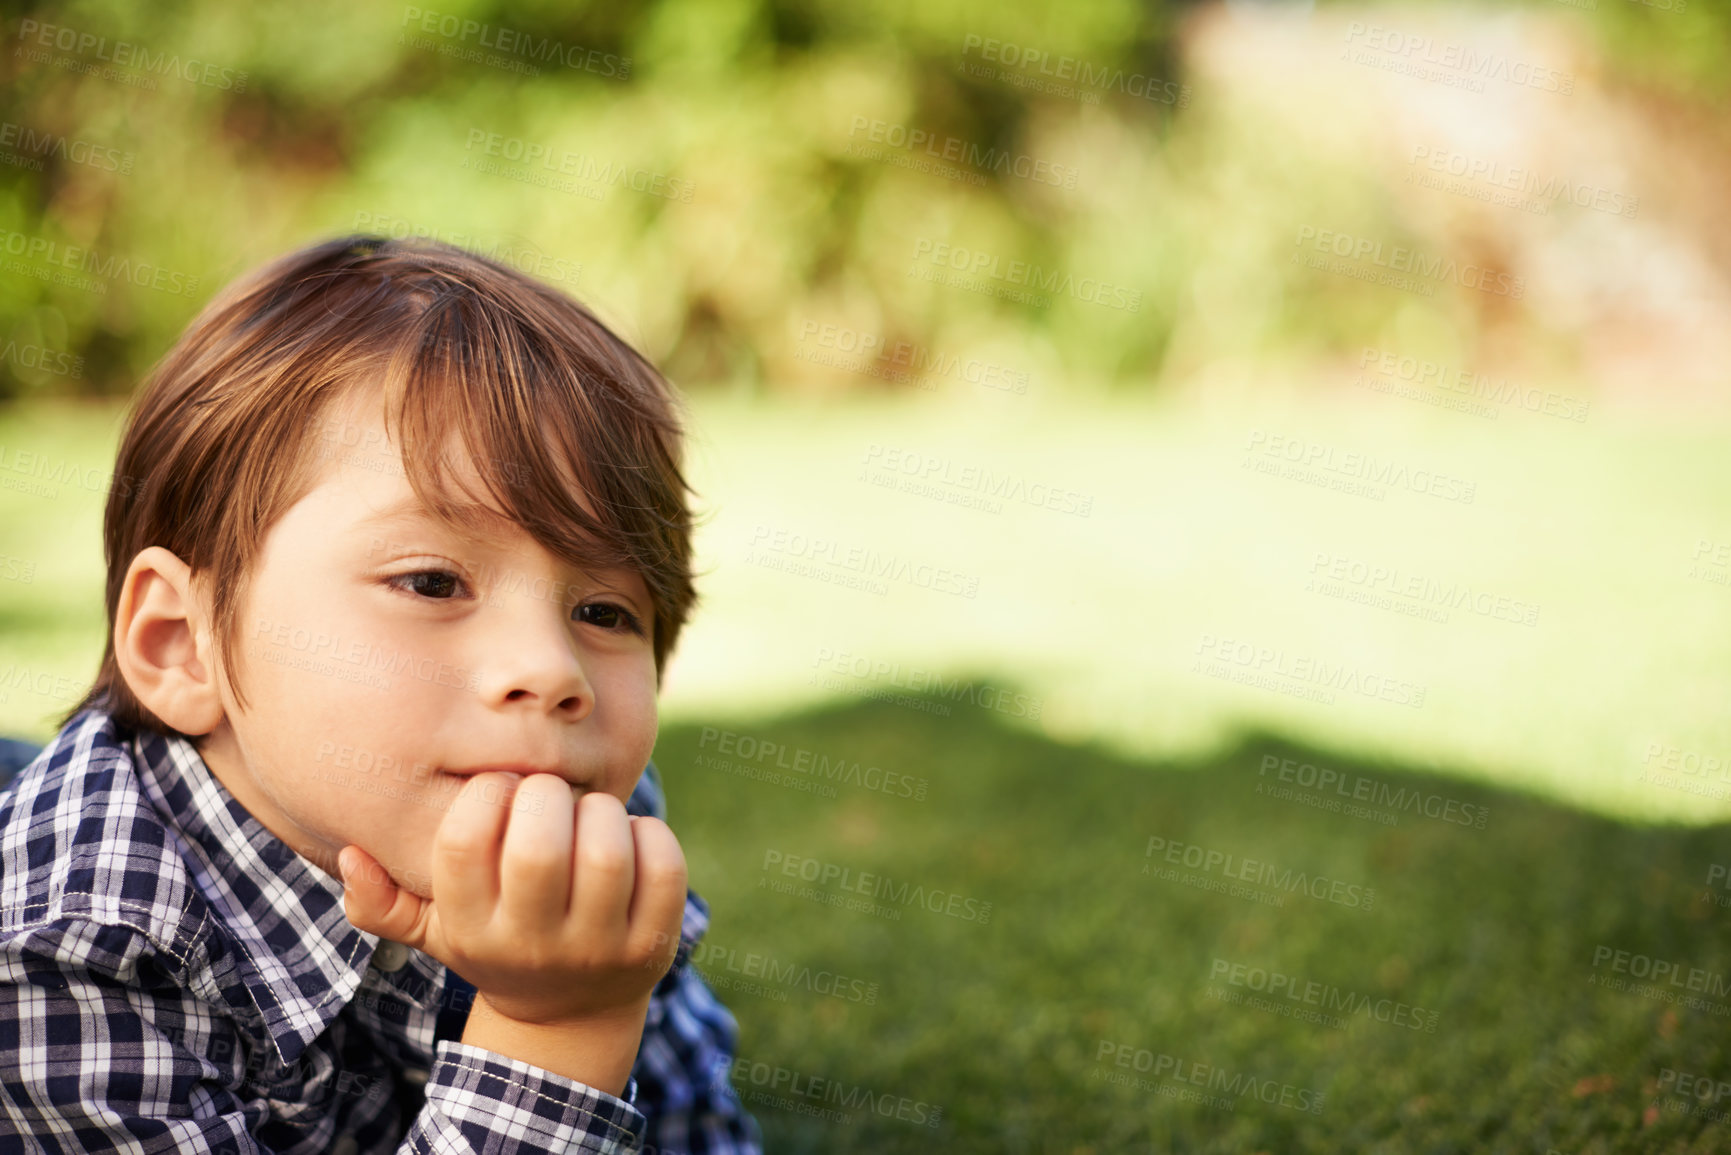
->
[0, 705, 762, 1153]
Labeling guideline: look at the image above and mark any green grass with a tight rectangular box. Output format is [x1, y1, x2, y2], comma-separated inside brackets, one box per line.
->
[658, 692, 1731, 1153]
[5, 387, 1731, 1147]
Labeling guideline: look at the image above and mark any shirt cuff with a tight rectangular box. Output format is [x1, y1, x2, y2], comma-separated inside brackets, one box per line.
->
[427, 1038, 647, 1153]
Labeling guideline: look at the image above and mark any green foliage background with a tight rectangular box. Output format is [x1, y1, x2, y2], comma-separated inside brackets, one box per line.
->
[1, 0, 1724, 400]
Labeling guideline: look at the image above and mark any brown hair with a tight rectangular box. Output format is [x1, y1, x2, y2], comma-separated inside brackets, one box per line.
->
[58, 233, 707, 741]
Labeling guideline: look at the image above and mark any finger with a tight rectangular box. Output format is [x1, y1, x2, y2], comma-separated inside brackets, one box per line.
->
[430, 771, 517, 938]
[568, 792, 635, 939]
[338, 844, 431, 947]
[496, 772, 576, 933]
[623, 816, 688, 965]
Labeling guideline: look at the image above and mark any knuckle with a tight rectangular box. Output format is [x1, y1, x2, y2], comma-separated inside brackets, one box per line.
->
[522, 940, 560, 971]
[503, 842, 568, 876]
[433, 822, 490, 862]
[638, 858, 687, 895]
[626, 945, 663, 972]
[578, 842, 630, 878]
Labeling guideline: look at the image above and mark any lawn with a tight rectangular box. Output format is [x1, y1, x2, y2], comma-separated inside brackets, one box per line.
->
[2, 381, 1730, 1149]
[658, 693, 1731, 1153]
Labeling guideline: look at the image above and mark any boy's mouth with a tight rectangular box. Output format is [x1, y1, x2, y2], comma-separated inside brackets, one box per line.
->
[442, 763, 568, 780]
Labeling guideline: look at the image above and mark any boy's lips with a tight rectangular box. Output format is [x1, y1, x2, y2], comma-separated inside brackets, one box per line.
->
[441, 763, 570, 781]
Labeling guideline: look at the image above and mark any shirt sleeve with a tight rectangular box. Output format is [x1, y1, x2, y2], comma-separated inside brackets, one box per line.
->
[0, 920, 648, 1154]
[408, 1041, 645, 1154]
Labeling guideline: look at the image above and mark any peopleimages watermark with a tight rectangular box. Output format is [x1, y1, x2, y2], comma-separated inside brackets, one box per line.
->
[1205, 957, 1440, 1033]
[794, 320, 1029, 396]
[860, 443, 1093, 518]
[0, 228, 202, 298]
[308, 740, 545, 816]
[461, 129, 693, 204]
[1588, 946, 1731, 1017]
[960, 35, 1190, 109]
[0, 120, 133, 175]
[1406, 146, 1637, 219]
[350, 962, 481, 1041]
[399, 7, 630, 79]
[1255, 754, 1490, 830]
[1340, 21, 1575, 95]
[846, 116, 1078, 189]
[0, 663, 82, 707]
[809, 645, 1044, 720]
[0, 338, 84, 381]
[744, 523, 981, 599]
[0, 441, 137, 501]
[760, 850, 994, 925]
[309, 413, 542, 502]
[1294, 226, 1525, 300]
[1687, 538, 1731, 592]
[716, 1055, 942, 1129]
[1700, 864, 1731, 911]
[1306, 550, 1539, 628]
[351, 212, 581, 289]
[362, 532, 627, 616]
[249, 615, 482, 695]
[1657, 1067, 1731, 1126]
[1638, 739, 1731, 803]
[1193, 631, 1427, 709]
[1243, 428, 1477, 506]
[16, 18, 249, 91]
[1144, 834, 1377, 913]
[691, 939, 880, 1006]
[1354, 345, 1589, 424]
[909, 237, 1142, 313]
[1092, 1041, 1325, 1115]
[696, 726, 929, 802]
[155, 1022, 388, 1106]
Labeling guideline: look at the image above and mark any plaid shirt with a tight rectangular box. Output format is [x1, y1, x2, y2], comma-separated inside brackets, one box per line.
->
[0, 705, 762, 1154]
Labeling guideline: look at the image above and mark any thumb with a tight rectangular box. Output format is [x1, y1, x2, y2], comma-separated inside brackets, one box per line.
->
[338, 844, 431, 948]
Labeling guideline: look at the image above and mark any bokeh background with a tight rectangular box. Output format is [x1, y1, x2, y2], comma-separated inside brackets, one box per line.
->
[3, 0, 1730, 1150]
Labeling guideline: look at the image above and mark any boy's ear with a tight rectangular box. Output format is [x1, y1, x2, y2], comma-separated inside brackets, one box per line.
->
[113, 546, 226, 737]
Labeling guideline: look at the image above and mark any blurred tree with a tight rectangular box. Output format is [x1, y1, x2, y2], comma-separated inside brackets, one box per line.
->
[0, 0, 1722, 401]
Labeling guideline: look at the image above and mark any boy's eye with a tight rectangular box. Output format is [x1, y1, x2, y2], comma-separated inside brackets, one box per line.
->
[390, 569, 467, 599]
[575, 602, 647, 638]
[388, 568, 646, 638]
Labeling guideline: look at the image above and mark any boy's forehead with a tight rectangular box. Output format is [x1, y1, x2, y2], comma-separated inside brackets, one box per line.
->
[310, 393, 544, 530]
[310, 386, 632, 581]
[338, 468, 644, 592]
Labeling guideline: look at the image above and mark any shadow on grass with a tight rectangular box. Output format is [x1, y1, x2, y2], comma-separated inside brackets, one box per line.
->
[654, 681, 1731, 1155]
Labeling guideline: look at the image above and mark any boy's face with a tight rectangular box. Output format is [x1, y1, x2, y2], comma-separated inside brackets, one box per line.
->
[192, 389, 660, 900]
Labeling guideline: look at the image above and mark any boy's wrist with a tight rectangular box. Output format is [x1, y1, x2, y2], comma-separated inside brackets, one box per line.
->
[458, 993, 649, 1099]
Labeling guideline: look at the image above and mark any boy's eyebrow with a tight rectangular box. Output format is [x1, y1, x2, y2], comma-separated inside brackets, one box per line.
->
[357, 497, 432, 528]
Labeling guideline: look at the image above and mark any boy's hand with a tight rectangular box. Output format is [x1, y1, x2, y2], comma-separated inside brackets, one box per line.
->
[336, 771, 688, 1031]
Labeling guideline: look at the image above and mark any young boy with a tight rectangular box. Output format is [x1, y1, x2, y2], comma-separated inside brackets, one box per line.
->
[0, 235, 763, 1154]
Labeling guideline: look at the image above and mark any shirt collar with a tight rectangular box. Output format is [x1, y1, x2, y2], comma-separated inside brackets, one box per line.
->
[126, 719, 404, 1066]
